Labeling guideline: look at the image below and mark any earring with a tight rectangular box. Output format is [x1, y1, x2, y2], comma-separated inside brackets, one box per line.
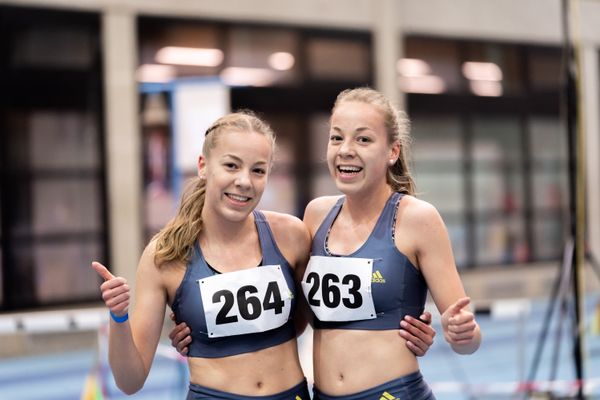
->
[389, 159, 395, 165]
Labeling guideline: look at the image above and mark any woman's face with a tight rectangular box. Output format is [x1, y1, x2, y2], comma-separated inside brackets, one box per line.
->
[327, 101, 399, 196]
[199, 129, 272, 222]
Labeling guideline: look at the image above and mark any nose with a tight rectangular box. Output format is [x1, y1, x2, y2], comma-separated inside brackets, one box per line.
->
[234, 169, 252, 190]
[339, 138, 355, 158]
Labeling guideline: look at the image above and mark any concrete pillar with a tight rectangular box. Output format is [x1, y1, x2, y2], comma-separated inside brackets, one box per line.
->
[102, 9, 142, 289]
[581, 46, 600, 263]
[372, 0, 403, 110]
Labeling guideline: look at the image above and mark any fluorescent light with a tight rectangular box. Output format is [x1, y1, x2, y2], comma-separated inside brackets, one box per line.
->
[268, 52, 295, 71]
[399, 75, 446, 94]
[136, 64, 176, 83]
[220, 67, 276, 87]
[462, 61, 503, 81]
[397, 58, 432, 77]
[469, 80, 503, 97]
[156, 46, 224, 67]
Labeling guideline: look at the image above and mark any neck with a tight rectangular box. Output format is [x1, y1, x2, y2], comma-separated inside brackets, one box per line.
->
[200, 208, 255, 245]
[343, 184, 394, 222]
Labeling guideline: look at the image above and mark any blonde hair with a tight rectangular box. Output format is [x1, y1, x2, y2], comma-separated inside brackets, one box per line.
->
[153, 111, 275, 267]
[332, 87, 415, 195]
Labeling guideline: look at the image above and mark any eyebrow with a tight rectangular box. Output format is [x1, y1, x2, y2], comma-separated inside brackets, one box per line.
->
[222, 154, 269, 165]
[331, 126, 372, 133]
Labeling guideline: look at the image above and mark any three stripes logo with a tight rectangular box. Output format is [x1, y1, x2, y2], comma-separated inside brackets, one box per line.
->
[380, 391, 399, 400]
[372, 270, 386, 283]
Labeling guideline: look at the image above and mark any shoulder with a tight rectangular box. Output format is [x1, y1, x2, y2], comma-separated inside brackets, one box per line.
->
[261, 211, 311, 263]
[134, 238, 168, 289]
[139, 239, 158, 268]
[303, 195, 342, 234]
[138, 238, 183, 272]
[397, 195, 447, 240]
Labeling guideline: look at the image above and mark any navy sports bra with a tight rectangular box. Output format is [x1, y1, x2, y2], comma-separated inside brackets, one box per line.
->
[308, 192, 428, 330]
[170, 210, 297, 358]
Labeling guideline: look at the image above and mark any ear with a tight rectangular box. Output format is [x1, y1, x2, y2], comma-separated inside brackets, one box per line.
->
[389, 141, 401, 163]
[197, 155, 207, 178]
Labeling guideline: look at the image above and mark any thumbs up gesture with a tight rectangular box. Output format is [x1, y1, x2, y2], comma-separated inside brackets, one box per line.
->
[91, 261, 130, 317]
[441, 297, 478, 350]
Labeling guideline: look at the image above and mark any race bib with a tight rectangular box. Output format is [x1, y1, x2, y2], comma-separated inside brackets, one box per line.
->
[199, 265, 293, 338]
[301, 256, 376, 322]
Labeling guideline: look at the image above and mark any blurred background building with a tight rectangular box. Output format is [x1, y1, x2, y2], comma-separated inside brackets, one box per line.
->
[0, 1, 599, 397]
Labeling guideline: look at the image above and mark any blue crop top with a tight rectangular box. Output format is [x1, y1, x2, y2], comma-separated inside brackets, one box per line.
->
[308, 192, 428, 330]
[170, 210, 297, 358]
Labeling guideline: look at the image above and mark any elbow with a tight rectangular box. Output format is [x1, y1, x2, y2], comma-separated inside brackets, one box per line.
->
[115, 378, 144, 395]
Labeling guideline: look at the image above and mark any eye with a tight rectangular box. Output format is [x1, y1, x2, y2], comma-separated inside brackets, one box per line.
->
[329, 134, 343, 142]
[357, 136, 372, 144]
[253, 167, 267, 175]
[223, 162, 238, 170]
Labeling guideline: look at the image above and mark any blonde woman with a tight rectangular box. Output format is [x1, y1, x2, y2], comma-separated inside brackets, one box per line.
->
[92, 111, 312, 399]
[303, 87, 481, 399]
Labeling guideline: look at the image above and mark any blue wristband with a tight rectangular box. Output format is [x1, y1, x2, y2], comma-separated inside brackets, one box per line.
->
[110, 311, 129, 323]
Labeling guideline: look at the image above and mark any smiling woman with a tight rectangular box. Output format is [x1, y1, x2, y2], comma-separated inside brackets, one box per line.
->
[302, 87, 481, 399]
[91, 111, 313, 399]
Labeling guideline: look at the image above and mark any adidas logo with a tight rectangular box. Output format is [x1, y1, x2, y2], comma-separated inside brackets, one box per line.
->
[380, 391, 399, 400]
[372, 270, 386, 283]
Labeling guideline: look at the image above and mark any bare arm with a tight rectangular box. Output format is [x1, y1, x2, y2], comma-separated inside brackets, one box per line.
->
[407, 198, 481, 355]
[91, 242, 167, 393]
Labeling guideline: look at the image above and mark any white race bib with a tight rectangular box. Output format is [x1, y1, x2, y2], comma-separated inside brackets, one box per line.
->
[199, 265, 293, 338]
[301, 256, 376, 322]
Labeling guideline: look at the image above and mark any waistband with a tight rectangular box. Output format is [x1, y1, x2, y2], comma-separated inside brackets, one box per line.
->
[187, 379, 310, 400]
[314, 371, 434, 400]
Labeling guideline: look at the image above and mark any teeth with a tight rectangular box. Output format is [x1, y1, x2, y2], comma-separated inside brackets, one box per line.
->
[338, 165, 362, 173]
[227, 193, 250, 202]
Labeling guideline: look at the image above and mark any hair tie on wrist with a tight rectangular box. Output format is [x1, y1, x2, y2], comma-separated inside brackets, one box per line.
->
[110, 311, 129, 323]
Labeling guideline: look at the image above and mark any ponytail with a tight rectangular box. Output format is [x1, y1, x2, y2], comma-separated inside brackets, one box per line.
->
[154, 177, 206, 267]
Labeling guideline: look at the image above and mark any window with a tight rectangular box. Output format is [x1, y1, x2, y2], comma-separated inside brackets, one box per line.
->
[405, 37, 565, 268]
[0, 7, 106, 310]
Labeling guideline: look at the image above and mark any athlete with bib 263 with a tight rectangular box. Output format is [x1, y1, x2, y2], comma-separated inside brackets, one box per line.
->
[92, 112, 313, 399]
[302, 88, 481, 400]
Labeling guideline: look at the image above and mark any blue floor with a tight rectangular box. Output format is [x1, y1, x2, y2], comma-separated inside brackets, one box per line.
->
[1, 296, 599, 400]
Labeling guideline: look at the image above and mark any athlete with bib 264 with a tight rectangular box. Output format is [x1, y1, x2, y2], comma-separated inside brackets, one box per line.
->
[91, 112, 314, 399]
[303, 87, 481, 400]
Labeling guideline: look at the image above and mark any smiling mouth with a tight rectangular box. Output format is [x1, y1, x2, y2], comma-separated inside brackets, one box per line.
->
[337, 165, 363, 174]
[225, 193, 252, 203]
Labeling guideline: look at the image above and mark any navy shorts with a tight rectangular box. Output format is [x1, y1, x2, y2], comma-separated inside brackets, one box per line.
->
[313, 371, 435, 400]
[187, 379, 310, 400]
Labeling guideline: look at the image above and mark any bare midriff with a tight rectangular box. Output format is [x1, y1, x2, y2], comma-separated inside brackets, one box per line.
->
[187, 338, 304, 396]
[313, 328, 419, 396]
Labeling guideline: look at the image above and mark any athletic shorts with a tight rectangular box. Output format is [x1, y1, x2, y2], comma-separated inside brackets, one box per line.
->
[186, 379, 310, 400]
[313, 371, 435, 400]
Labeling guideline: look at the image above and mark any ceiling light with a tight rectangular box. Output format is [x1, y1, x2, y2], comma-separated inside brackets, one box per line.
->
[469, 80, 503, 97]
[136, 64, 176, 83]
[399, 75, 446, 94]
[397, 58, 432, 77]
[268, 52, 295, 71]
[220, 67, 276, 87]
[156, 46, 224, 67]
[462, 61, 503, 81]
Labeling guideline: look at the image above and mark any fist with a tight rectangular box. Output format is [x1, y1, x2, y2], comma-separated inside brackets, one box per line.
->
[91, 261, 130, 317]
[441, 297, 477, 346]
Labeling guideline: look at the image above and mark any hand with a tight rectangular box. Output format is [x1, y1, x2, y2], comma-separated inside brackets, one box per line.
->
[441, 297, 477, 346]
[91, 261, 130, 317]
[168, 313, 191, 356]
[399, 311, 435, 356]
